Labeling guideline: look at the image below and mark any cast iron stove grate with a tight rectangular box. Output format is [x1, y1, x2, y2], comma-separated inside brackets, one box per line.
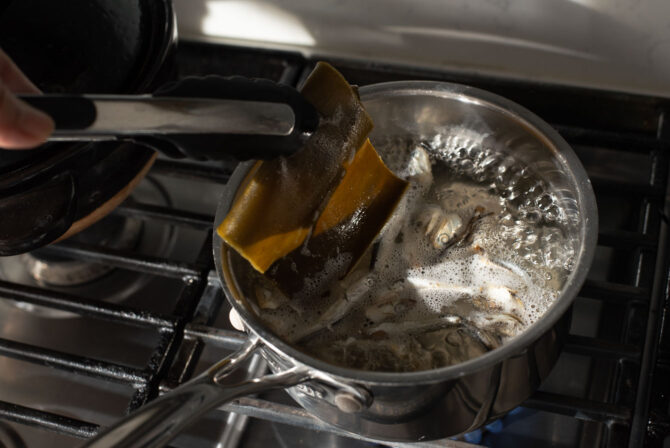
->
[0, 41, 667, 448]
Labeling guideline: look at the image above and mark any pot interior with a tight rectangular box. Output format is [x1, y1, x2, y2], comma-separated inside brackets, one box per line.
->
[217, 81, 596, 380]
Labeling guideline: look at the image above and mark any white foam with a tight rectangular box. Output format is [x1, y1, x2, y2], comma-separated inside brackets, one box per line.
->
[251, 136, 575, 370]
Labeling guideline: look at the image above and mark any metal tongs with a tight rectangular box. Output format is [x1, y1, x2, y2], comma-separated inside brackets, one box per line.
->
[19, 76, 319, 160]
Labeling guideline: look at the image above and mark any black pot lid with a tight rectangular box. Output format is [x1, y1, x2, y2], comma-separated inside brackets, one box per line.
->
[0, 0, 176, 255]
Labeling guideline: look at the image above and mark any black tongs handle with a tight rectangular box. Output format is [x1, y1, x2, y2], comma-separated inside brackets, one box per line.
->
[20, 76, 319, 161]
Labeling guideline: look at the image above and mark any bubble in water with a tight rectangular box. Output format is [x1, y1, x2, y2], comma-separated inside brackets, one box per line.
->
[525, 208, 542, 224]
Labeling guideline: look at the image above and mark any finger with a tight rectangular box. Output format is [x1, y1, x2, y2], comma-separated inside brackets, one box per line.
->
[0, 47, 40, 93]
[0, 81, 54, 149]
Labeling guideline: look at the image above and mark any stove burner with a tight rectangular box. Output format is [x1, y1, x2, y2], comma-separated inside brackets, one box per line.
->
[0, 176, 175, 317]
[24, 214, 143, 287]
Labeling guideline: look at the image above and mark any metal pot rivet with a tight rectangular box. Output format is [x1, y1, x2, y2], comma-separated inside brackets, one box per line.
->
[229, 308, 245, 332]
[334, 393, 364, 413]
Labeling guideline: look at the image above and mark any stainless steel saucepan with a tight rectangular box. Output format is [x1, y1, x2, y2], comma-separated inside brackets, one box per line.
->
[83, 81, 598, 447]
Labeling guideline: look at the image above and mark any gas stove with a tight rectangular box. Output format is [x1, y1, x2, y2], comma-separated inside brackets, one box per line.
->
[0, 40, 668, 448]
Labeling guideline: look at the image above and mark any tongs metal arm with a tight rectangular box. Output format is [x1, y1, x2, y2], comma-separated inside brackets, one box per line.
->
[23, 95, 297, 137]
[20, 76, 319, 161]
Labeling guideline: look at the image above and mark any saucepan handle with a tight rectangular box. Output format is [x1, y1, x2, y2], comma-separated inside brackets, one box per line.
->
[82, 334, 311, 448]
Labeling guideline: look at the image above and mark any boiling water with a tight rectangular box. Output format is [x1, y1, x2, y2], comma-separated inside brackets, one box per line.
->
[234, 130, 579, 372]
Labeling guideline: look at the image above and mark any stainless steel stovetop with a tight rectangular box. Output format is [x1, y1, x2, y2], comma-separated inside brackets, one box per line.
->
[0, 41, 668, 448]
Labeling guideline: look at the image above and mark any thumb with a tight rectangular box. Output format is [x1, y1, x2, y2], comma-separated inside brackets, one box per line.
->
[0, 81, 54, 149]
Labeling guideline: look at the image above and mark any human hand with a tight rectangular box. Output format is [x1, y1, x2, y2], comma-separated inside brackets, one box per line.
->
[0, 47, 54, 149]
